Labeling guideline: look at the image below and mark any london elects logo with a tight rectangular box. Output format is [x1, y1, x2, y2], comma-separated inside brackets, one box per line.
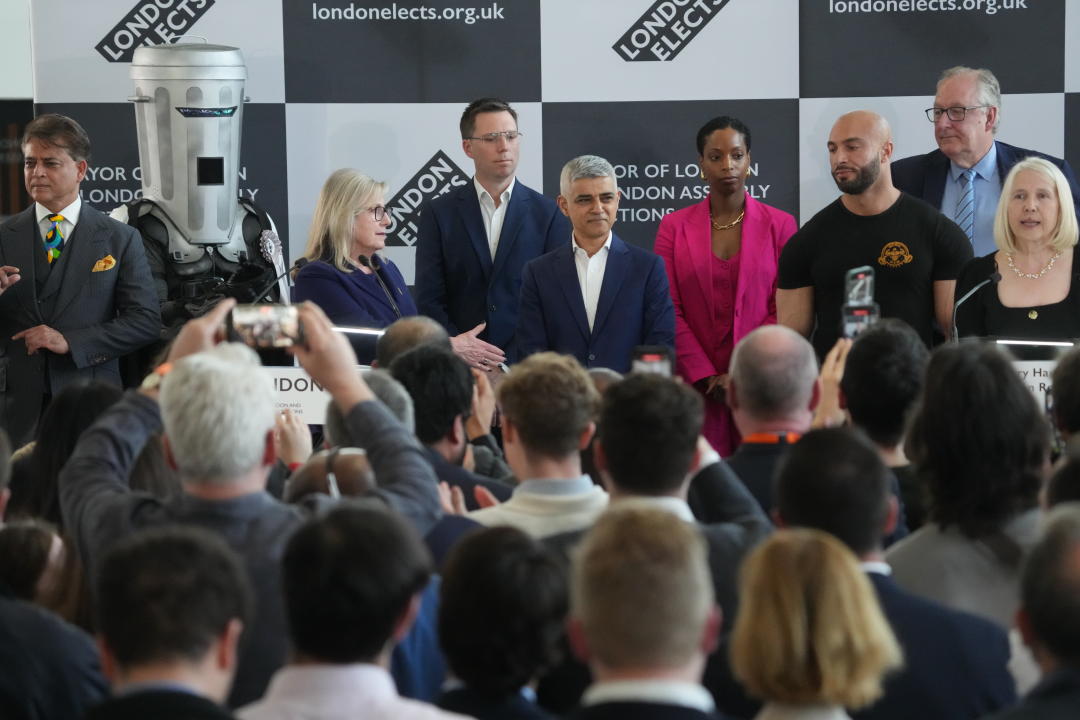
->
[613, 0, 731, 61]
[95, 0, 215, 63]
[385, 151, 469, 247]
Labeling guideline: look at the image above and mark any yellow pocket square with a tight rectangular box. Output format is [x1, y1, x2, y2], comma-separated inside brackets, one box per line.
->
[92, 255, 116, 272]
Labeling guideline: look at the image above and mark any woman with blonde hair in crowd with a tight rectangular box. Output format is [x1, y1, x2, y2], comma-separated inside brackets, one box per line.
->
[731, 529, 903, 720]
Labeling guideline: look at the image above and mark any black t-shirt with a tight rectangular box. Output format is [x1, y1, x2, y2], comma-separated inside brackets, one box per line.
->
[778, 194, 972, 358]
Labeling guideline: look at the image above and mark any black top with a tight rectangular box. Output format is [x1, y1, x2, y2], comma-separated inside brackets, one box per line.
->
[438, 687, 553, 720]
[778, 194, 972, 358]
[955, 251, 1080, 341]
[86, 689, 236, 720]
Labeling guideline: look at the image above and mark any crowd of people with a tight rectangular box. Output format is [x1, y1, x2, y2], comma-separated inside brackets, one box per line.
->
[2, 62, 1080, 719]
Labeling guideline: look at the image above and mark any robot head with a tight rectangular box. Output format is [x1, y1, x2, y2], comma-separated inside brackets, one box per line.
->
[130, 43, 246, 247]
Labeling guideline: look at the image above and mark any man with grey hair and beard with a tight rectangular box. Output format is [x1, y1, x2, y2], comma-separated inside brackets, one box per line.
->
[516, 154, 674, 373]
[893, 66, 1080, 257]
[58, 299, 439, 709]
[777, 110, 971, 359]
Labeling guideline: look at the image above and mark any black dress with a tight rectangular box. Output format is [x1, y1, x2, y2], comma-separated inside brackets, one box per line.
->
[954, 251, 1080, 340]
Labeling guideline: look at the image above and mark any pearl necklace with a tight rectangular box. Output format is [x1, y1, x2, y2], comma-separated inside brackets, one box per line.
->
[1006, 250, 1063, 280]
[710, 209, 745, 231]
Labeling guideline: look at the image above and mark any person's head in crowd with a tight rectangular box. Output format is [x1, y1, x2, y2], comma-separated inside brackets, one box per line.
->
[1052, 346, 1080, 439]
[498, 352, 600, 476]
[775, 428, 896, 557]
[159, 343, 277, 495]
[586, 367, 622, 395]
[728, 325, 819, 435]
[732, 529, 902, 710]
[930, 66, 1000, 169]
[459, 97, 520, 189]
[322, 369, 414, 448]
[374, 315, 451, 369]
[0, 519, 66, 606]
[0, 428, 11, 520]
[1015, 504, 1080, 674]
[840, 319, 929, 452]
[283, 448, 374, 504]
[282, 505, 432, 665]
[6, 381, 123, 529]
[390, 344, 473, 465]
[570, 505, 718, 681]
[303, 168, 389, 273]
[128, 433, 182, 501]
[595, 373, 703, 498]
[994, 157, 1078, 256]
[439, 526, 567, 699]
[22, 113, 90, 213]
[827, 111, 896, 197]
[557, 155, 620, 246]
[907, 343, 1048, 538]
[96, 527, 251, 702]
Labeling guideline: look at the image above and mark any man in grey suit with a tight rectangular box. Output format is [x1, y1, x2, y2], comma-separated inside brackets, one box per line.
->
[0, 114, 159, 445]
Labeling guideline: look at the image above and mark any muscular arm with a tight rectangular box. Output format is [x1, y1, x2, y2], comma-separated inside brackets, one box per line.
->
[933, 279, 957, 340]
[777, 287, 815, 337]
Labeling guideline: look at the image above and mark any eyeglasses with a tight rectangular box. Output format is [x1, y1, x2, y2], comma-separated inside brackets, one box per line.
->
[464, 130, 523, 143]
[924, 105, 990, 122]
[363, 205, 387, 221]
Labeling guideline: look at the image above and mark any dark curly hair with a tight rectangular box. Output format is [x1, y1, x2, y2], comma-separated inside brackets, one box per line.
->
[907, 343, 1047, 538]
[439, 526, 567, 697]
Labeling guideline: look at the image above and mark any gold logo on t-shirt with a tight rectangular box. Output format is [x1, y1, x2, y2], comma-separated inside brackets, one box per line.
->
[878, 241, 913, 268]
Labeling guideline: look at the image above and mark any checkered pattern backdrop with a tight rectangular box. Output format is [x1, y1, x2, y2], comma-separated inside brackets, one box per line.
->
[28, 0, 1080, 283]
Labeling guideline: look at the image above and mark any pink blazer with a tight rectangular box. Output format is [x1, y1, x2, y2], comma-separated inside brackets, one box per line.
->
[654, 194, 797, 383]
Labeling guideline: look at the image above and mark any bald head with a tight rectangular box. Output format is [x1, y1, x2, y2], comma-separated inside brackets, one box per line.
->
[828, 111, 895, 196]
[374, 316, 451, 368]
[730, 326, 819, 426]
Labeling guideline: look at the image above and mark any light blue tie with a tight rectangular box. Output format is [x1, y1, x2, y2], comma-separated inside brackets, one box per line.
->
[955, 169, 975, 244]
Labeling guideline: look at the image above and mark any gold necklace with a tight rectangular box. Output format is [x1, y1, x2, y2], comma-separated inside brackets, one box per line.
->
[1007, 250, 1062, 280]
[710, 208, 745, 231]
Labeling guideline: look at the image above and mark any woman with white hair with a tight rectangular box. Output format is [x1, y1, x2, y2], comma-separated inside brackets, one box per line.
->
[954, 157, 1080, 339]
[292, 169, 417, 330]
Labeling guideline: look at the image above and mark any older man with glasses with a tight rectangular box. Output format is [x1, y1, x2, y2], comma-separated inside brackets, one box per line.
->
[893, 65, 1080, 257]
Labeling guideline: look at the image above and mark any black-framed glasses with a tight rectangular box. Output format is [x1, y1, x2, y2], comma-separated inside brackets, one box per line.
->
[364, 205, 386, 221]
[925, 105, 990, 122]
[464, 130, 523, 143]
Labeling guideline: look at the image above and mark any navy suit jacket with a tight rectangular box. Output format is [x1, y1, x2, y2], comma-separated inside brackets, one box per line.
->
[415, 181, 569, 353]
[0, 204, 160, 445]
[892, 140, 1080, 219]
[516, 234, 675, 372]
[292, 255, 417, 328]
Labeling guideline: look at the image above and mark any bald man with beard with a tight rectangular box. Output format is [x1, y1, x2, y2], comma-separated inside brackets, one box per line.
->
[776, 111, 972, 358]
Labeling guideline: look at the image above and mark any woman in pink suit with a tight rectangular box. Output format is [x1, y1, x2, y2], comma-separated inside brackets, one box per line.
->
[655, 116, 797, 456]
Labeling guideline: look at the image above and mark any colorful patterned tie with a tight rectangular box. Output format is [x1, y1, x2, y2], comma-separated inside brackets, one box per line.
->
[44, 214, 65, 263]
[955, 169, 975, 244]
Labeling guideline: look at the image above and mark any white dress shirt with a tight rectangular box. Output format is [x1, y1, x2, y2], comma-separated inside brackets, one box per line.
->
[238, 663, 469, 720]
[583, 679, 715, 713]
[475, 176, 514, 259]
[35, 196, 82, 245]
[572, 232, 612, 331]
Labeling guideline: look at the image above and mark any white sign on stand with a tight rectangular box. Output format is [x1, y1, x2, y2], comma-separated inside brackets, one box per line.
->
[262, 366, 370, 425]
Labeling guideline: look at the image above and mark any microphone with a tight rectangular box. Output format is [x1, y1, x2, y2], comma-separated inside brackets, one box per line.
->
[951, 270, 1001, 342]
[358, 254, 403, 319]
[252, 257, 308, 304]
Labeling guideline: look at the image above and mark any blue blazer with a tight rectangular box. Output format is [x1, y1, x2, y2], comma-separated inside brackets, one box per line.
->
[415, 181, 569, 352]
[516, 234, 675, 373]
[892, 140, 1080, 218]
[291, 256, 417, 329]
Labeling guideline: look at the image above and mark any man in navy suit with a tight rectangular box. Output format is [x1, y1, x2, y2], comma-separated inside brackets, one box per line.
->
[775, 428, 1016, 720]
[892, 66, 1080, 258]
[517, 155, 674, 373]
[0, 114, 159, 445]
[416, 98, 570, 368]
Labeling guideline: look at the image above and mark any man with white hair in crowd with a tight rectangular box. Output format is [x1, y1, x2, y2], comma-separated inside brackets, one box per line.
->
[59, 299, 439, 708]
